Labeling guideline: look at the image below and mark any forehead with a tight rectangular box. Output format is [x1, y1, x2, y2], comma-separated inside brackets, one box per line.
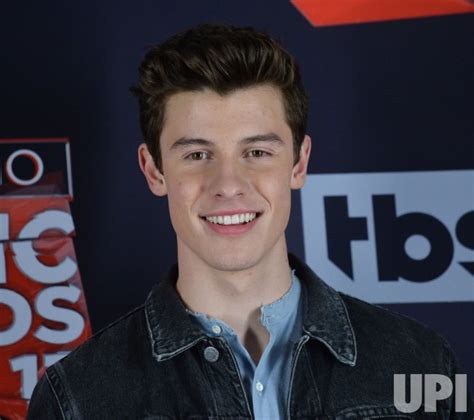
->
[160, 84, 291, 148]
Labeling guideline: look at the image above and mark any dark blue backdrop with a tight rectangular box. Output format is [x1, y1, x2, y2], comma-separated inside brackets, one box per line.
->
[1, 1, 473, 388]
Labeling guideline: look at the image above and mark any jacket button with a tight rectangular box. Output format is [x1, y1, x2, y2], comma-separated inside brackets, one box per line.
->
[204, 346, 220, 362]
[211, 324, 222, 334]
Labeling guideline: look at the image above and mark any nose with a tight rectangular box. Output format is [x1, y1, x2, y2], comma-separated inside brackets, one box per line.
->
[208, 160, 248, 199]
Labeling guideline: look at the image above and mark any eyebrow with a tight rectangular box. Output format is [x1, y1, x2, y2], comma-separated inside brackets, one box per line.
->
[241, 133, 285, 146]
[170, 137, 212, 150]
[169, 132, 285, 150]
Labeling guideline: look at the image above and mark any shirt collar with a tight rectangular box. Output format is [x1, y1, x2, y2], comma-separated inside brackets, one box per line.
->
[185, 269, 300, 336]
[260, 269, 299, 326]
[145, 254, 357, 366]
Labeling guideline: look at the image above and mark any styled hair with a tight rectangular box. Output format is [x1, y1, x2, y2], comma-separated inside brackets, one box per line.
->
[131, 23, 308, 173]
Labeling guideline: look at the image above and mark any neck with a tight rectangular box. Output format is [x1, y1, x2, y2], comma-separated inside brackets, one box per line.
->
[175, 238, 292, 363]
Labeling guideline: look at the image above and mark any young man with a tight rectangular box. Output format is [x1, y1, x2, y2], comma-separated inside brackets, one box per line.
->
[28, 24, 471, 419]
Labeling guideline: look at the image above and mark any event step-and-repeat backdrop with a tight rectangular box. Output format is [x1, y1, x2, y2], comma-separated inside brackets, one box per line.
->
[0, 1, 473, 418]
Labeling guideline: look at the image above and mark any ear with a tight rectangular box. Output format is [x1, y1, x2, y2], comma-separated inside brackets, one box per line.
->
[138, 143, 167, 196]
[290, 135, 311, 190]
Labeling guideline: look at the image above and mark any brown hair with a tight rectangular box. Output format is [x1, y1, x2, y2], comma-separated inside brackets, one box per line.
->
[131, 23, 308, 173]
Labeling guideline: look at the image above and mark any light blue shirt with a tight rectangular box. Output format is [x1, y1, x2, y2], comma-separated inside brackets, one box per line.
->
[186, 269, 303, 419]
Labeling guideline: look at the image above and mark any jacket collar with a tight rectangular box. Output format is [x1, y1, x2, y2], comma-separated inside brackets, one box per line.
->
[145, 254, 357, 366]
[289, 254, 357, 366]
[145, 263, 207, 362]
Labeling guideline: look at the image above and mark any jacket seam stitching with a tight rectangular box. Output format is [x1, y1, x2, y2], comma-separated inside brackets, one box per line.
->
[337, 292, 358, 365]
[145, 296, 158, 356]
[201, 337, 224, 417]
[45, 369, 67, 420]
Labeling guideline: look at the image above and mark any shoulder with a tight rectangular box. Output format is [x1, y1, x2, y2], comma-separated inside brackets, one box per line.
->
[59, 304, 148, 371]
[339, 292, 454, 372]
[28, 305, 149, 418]
[340, 291, 443, 340]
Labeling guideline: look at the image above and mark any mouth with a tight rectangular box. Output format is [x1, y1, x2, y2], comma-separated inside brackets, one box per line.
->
[199, 212, 262, 235]
[200, 212, 262, 225]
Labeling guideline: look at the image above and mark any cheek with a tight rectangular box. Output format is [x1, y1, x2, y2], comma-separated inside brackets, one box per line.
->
[167, 177, 203, 224]
[259, 170, 292, 213]
[275, 187, 292, 218]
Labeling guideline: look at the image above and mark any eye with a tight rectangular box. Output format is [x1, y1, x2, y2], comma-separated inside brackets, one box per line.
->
[247, 149, 270, 158]
[186, 151, 209, 161]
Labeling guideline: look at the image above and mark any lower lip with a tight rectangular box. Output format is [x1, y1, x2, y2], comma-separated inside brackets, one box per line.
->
[202, 216, 259, 235]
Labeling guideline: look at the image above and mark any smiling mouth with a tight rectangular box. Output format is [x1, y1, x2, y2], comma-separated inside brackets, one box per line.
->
[200, 212, 262, 225]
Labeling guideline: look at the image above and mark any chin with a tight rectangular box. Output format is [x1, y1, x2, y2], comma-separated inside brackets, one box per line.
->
[203, 250, 262, 273]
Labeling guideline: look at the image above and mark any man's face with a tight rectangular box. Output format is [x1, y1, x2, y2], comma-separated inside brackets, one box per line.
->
[139, 84, 311, 272]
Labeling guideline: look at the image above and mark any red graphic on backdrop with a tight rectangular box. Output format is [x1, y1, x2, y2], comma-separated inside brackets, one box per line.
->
[291, 0, 474, 26]
[0, 398, 28, 420]
[0, 139, 91, 420]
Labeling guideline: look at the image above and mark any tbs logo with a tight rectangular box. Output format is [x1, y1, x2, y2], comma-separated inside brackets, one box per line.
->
[300, 171, 474, 304]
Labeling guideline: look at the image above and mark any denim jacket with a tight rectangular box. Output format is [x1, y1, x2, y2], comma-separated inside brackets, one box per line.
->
[28, 254, 472, 419]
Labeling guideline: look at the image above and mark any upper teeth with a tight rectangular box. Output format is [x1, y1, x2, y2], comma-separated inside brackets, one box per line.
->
[206, 213, 257, 225]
